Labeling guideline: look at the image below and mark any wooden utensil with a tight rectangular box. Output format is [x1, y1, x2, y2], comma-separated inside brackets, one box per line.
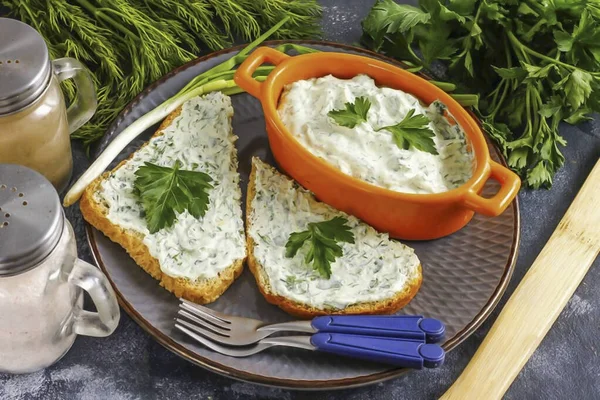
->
[441, 159, 600, 400]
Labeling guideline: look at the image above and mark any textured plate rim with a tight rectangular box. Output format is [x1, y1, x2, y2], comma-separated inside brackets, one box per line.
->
[86, 40, 520, 390]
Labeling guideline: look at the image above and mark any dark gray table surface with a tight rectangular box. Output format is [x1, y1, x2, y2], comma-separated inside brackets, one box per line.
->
[2, 1, 600, 399]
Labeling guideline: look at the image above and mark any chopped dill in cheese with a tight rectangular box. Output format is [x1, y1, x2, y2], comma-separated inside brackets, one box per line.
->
[97, 92, 246, 281]
[278, 74, 474, 194]
[248, 158, 421, 310]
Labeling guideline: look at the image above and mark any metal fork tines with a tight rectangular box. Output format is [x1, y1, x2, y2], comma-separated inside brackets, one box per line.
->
[177, 299, 315, 346]
[175, 323, 315, 357]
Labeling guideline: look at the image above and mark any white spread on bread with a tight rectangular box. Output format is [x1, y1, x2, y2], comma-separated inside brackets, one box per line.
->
[96, 93, 246, 281]
[248, 159, 421, 310]
[278, 74, 474, 194]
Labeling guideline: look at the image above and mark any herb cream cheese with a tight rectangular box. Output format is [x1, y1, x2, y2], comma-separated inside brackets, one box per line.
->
[278, 74, 474, 194]
[249, 159, 421, 310]
[97, 93, 246, 281]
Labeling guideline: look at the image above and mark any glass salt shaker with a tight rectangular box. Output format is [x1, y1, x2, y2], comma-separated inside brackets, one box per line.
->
[0, 164, 120, 374]
[0, 18, 97, 193]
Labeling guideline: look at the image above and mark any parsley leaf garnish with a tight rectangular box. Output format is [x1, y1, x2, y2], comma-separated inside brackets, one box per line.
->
[133, 161, 213, 233]
[285, 217, 355, 279]
[378, 109, 438, 154]
[328, 96, 371, 128]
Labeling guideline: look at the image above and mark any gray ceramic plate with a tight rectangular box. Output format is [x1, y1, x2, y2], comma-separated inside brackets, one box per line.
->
[86, 41, 520, 390]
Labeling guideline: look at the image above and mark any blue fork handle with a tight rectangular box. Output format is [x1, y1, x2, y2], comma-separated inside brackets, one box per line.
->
[311, 333, 445, 369]
[311, 315, 445, 343]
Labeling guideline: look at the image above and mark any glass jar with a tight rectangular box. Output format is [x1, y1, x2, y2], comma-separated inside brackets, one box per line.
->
[0, 18, 97, 193]
[0, 164, 119, 374]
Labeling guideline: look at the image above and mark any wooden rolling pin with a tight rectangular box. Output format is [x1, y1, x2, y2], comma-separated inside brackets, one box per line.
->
[441, 159, 600, 400]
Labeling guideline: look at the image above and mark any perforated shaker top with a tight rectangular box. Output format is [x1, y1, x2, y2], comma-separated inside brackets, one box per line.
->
[0, 18, 52, 115]
[0, 164, 64, 276]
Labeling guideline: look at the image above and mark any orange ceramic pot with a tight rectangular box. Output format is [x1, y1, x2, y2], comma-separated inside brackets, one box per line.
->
[234, 47, 520, 240]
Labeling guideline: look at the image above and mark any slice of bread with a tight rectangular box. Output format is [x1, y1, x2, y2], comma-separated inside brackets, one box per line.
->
[81, 93, 246, 304]
[246, 158, 422, 318]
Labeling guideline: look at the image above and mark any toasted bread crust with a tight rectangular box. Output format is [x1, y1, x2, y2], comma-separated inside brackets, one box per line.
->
[80, 104, 245, 304]
[245, 159, 422, 319]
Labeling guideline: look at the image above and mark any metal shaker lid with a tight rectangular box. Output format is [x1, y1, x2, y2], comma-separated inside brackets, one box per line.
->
[0, 18, 52, 116]
[0, 164, 64, 276]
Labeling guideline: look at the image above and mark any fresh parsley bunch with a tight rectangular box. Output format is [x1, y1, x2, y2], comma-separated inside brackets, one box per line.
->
[362, 0, 600, 188]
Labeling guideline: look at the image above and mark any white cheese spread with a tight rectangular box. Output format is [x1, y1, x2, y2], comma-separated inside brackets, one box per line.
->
[278, 74, 474, 194]
[249, 159, 421, 310]
[97, 92, 246, 281]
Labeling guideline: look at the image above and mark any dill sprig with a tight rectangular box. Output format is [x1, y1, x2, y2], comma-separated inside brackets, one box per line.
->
[2, 0, 322, 150]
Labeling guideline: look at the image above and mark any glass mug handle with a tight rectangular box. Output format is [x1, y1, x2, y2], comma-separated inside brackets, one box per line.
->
[52, 58, 98, 134]
[68, 259, 120, 337]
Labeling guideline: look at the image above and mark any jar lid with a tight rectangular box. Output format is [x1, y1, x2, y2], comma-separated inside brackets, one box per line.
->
[0, 18, 52, 116]
[0, 164, 64, 276]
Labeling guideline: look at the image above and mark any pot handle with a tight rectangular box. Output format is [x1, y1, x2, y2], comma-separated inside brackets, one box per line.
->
[68, 258, 120, 337]
[234, 47, 290, 99]
[462, 161, 521, 216]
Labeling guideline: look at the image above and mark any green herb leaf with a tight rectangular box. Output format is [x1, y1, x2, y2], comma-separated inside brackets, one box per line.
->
[378, 109, 438, 154]
[328, 97, 372, 128]
[421, 0, 466, 23]
[447, 0, 477, 15]
[493, 66, 527, 80]
[517, 3, 538, 16]
[564, 108, 593, 124]
[507, 147, 530, 172]
[377, 0, 431, 33]
[285, 217, 355, 279]
[361, 0, 431, 53]
[539, 104, 562, 119]
[522, 63, 554, 78]
[565, 70, 593, 110]
[527, 161, 554, 189]
[554, 30, 573, 52]
[480, 2, 506, 22]
[134, 162, 213, 233]
[419, 24, 457, 64]
[463, 50, 474, 76]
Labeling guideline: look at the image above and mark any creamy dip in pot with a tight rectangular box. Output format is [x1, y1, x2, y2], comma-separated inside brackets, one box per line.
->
[278, 74, 474, 194]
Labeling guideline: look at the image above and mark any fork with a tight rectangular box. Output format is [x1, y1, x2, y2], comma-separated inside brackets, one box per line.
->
[175, 321, 445, 368]
[177, 299, 445, 346]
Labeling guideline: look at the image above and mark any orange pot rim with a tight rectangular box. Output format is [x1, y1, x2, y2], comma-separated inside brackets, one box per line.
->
[262, 52, 490, 203]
